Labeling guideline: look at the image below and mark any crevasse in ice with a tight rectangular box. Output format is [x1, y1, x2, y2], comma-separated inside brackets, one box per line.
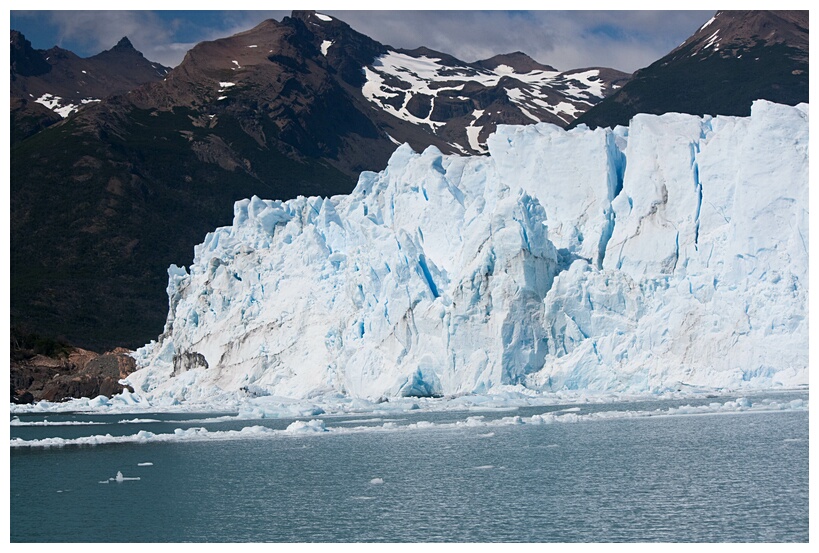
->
[127, 100, 808, 404]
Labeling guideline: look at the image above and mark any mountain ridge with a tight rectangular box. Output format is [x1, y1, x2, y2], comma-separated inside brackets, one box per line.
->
[10, 30, 171, 142]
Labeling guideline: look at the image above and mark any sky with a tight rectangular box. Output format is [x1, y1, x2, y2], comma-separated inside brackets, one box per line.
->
[10, 6, 716, 73]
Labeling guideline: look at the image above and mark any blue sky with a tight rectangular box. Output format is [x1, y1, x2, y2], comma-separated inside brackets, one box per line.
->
[11, 9, 715, 73]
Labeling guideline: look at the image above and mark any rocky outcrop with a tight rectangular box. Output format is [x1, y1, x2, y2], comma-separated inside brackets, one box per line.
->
[11, 347, 137, 404]
[172, 351, 209, 376]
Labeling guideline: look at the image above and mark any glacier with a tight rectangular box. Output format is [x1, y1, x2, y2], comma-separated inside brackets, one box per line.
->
[123, 100, 808, 409]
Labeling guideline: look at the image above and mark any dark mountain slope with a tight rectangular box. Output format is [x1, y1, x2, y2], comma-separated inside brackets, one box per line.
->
[571, 10, 808, 129]
[10, 15, 397, 349]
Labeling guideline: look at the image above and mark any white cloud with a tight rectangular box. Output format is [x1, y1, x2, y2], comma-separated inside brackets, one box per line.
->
[12, 10, 716, 72]
[327, 10, 714, 72]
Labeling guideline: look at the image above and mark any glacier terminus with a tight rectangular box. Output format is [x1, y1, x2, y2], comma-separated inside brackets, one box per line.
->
[124, 100, 808, 409]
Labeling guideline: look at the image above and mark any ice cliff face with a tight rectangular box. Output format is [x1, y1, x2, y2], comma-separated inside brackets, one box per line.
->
[128, 100, 808, 404]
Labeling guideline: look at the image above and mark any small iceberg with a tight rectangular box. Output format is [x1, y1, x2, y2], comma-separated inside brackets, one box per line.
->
[110, 470, 140, 483]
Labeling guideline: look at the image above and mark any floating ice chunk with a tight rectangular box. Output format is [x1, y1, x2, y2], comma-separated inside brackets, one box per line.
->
[112, 471, 141, 483]
[137, 462, 153, 467]
[10, 417, 103, 426]
[477, 432, 495, 438]
[473, 465, 494, 470]
[338, 418, 383, 424]
[86, 395, 111, 409]
[369, 478, 384, 485]
[285, 419, 327, 433]
[109, 387, 142, 407]
[409, 421, 436, 429]
[460, 416, 486, 427]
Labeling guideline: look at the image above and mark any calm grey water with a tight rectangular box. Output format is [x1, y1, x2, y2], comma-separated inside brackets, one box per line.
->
[10, 393, 809, 542]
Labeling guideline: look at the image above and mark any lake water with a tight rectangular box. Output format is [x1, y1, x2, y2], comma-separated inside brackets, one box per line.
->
[10, 392, 809, 542]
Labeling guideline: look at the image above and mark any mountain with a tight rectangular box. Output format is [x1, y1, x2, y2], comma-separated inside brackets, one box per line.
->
[571, 10, 808, 129]
[362, 47, 627, 153]
[126, 101, 808, 406]
[10, 11, 627, 351]
[10, 31, 171, 142]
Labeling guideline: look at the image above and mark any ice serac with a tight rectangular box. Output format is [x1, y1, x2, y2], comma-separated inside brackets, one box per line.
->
[129, 143, 559, 404]
[128, 101, 808, 404]
[531, 101, 808, 392]
[487, 122, 626, 269]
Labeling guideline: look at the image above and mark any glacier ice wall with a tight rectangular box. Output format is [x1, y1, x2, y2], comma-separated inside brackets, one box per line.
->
[128, 100, 808, 404]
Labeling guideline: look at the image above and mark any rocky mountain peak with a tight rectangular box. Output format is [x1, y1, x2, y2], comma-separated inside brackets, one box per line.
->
[10, 30, 51, 77]
[669, 10, 808, 63]
[475, 51, 557, 73]
[289, 10, 342, 27]
[113, 36, 135, 50]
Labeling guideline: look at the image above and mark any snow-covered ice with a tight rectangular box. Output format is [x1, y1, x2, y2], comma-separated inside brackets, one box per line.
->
[118, 101, 806, 412]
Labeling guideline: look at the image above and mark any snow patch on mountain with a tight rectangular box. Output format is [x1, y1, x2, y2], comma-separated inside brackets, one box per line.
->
[126, 101, 808, 408]
[700, 15, 717, 31]
[34, 92, 100, 117]
[362, 50, 621, 150]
